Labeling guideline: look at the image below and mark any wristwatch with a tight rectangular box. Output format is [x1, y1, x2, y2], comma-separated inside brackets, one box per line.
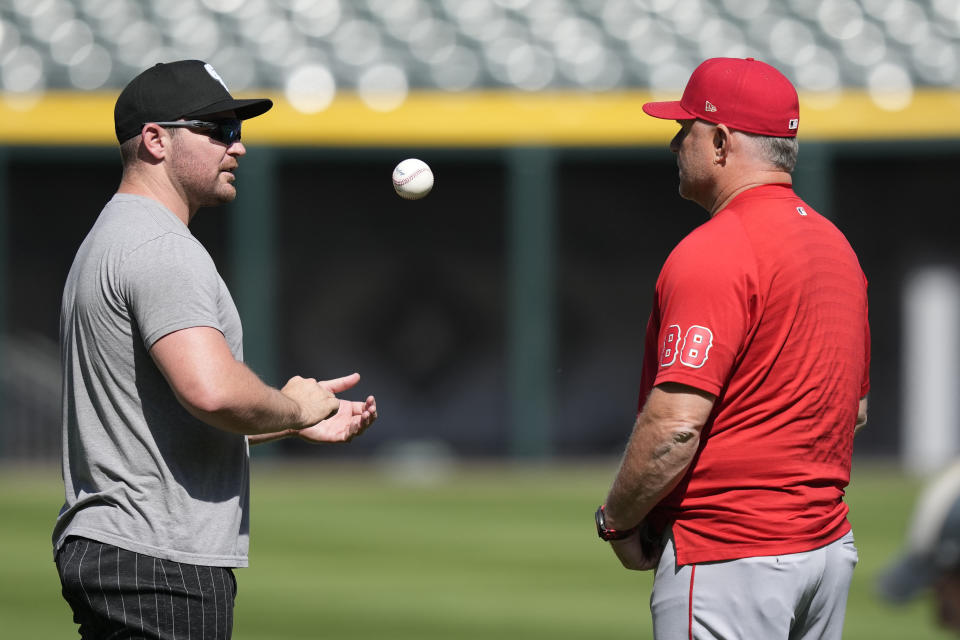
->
[595, 504, 639, 541]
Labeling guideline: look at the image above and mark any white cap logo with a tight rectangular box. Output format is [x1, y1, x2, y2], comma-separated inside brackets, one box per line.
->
[204, 63, 229, 91]
[704, 100, 717, 112]
[788, 118, 799, 130]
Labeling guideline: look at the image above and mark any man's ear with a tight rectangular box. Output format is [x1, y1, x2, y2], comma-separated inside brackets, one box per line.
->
[139, 123, 169, 161]
[713, 124, 731, 165]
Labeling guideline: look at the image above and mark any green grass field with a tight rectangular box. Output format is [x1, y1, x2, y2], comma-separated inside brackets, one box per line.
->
[1, 459, 952, 639]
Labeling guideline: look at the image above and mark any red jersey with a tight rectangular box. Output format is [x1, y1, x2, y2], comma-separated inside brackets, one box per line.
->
[642, 184, 870, 566]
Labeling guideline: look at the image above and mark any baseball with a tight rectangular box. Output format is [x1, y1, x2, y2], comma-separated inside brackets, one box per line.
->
[392, 158, 434, 200]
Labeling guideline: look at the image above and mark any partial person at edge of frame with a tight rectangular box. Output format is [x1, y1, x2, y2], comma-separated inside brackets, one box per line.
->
[880, 460, 960, 635]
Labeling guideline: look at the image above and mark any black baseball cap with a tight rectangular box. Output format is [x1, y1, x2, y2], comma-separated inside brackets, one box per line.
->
[878, 462, 960, 602]
[114, 60, 273, 143]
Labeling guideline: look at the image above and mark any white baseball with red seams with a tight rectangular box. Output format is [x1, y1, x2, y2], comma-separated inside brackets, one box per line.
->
[392, 158, 434, 200]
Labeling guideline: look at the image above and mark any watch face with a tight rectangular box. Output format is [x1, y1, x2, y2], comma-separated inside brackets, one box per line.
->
[595, 505, 635, 541]
[595, 505, 615, 540]
[595, 506, 606, 538]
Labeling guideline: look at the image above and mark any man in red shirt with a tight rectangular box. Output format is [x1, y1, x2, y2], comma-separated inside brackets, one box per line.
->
[596, 58, 870, 639]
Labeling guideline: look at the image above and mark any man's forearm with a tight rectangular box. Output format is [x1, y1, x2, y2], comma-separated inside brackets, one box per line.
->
[150, 326, 343, 438]
[603, 384, 714, 530]
[604, 415, 700, 529]
[173, 362, 304, 436]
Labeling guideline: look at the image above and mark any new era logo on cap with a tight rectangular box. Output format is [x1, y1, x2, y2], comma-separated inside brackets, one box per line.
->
[705, 100, 717, 112]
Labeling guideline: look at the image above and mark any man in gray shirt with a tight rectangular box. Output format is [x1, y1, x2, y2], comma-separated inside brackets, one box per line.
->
[54, 59, 378, 640]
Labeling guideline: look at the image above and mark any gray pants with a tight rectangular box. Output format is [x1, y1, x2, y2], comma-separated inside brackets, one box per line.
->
[56, 536, 237, 640]
[651, 530, 858, 640]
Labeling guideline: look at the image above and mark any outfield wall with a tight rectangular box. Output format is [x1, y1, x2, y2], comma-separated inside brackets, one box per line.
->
[1, 91, 958, 462]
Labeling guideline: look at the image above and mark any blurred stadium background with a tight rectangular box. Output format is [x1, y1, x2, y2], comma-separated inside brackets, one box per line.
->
[2, 1, 960, 638]
[1, 0, 958, 467]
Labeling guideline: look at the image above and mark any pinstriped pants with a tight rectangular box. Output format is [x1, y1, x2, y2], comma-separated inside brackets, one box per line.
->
[55, 536, 237, 640]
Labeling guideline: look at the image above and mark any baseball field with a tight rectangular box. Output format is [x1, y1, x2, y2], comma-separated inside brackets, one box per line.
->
[1, 459, 952, 639]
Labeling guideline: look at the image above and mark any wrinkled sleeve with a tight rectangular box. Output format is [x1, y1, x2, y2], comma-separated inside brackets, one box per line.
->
[120, 233, 224, 350]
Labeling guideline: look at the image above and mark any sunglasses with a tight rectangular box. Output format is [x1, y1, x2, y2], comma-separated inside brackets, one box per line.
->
[151, 119, 242, 144]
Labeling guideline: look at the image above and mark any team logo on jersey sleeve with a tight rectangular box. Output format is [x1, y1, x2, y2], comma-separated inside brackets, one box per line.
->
[660, 324, 714, 369]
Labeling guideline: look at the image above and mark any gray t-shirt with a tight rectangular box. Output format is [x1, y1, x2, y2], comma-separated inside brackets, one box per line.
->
[54, 193, 250, 567]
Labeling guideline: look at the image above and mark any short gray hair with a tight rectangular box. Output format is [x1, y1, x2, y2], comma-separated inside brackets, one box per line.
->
[743, 132, 799, 173]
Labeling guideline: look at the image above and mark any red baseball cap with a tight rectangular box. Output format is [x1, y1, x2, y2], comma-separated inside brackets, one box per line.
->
[642, 57, 799, 138]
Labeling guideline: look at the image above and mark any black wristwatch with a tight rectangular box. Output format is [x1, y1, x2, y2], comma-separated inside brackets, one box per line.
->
[595, 504, 639, 541]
